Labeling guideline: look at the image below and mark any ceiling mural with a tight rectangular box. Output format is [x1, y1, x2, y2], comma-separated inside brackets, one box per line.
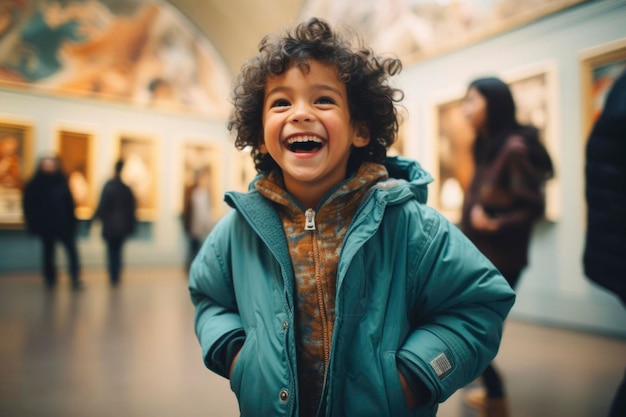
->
[0, 0, 231, 118]
[301, 0, 589, 64]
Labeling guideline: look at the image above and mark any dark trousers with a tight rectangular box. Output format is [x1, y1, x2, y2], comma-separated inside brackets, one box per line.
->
[609, 368, 626, 417]
[41, 235, 80, 288]
[105, 237, 125, 285]
[482, 269, 521, 398]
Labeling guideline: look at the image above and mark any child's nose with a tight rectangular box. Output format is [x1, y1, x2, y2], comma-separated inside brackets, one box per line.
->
[290, 102, 315, 123]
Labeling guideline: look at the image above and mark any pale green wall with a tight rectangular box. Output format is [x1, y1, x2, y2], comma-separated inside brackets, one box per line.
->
[395, 0, 626, 336]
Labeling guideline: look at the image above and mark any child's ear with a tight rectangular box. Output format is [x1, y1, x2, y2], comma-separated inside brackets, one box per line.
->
[352, 122, 370, 148]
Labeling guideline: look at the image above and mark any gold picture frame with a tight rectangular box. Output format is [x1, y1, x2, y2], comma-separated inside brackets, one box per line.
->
[56, 128, 96, 219]
[115, 134, 159, 221]
[431, 63, 559, 223]
[580, 38, 626, 138]
[0, 117, 34, 228]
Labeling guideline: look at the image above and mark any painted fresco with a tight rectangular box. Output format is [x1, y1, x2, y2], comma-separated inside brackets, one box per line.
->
[0, 0, 230, 118]
[302, 0, 588, 64]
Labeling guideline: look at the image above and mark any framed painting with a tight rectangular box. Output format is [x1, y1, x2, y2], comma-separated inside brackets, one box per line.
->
[56, 128, 95, 219]
[181, 141, 225, 218]
[580, 38, 626, 137]
[0, 118, 34, 228]
[431, 64, 559, 223]
[116, 134, 158, 221]
[431, 95, 475, 224]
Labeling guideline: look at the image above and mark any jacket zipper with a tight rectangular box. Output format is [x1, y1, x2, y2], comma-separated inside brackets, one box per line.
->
[306, 208, 330, 367]
[305, 208, 316, 231]
[305, 208, 332, 415]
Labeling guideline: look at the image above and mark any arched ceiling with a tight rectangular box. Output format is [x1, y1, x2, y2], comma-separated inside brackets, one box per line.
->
[167, 0, 307, 75]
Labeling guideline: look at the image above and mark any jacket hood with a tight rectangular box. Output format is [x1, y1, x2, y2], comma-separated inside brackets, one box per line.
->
[226, 156, 433, 213]
[378, 156, 433, 205]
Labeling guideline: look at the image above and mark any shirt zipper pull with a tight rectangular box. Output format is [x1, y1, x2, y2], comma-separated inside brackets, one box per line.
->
[304, 208, 316, 231]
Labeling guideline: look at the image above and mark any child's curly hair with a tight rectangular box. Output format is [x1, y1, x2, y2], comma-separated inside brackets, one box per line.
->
[227, 17, 404, 175]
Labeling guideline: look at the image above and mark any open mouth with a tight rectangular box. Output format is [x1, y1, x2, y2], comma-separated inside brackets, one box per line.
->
[286, 136, 324, 153]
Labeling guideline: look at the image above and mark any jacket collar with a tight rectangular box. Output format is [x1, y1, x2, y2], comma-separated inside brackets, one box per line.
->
[225, 156, 432, 213]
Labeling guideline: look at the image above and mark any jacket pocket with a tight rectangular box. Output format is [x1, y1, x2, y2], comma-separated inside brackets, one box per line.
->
[381, 350, 413, 416]
[382, 351, 438, 417]
[229, 327, 256, 397]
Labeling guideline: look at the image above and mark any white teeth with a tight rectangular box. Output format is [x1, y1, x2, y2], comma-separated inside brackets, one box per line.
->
[286, 136, 323, 144]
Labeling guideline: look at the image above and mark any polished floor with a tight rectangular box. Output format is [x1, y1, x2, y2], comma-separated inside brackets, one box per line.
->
[0, 267, 624, 417]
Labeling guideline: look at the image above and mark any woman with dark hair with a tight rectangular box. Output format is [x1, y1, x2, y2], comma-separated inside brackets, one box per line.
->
[461, 77, 554, 417]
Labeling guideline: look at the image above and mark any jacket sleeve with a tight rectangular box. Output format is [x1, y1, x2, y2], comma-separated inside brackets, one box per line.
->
[397, 207, 515, 405]
[491, 142, 546, 230]
[188, 214, 245, 379]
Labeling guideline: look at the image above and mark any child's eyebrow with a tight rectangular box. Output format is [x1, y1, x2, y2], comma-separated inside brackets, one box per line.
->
[265, 84, 344, 97]
[313, 84, 344, 97]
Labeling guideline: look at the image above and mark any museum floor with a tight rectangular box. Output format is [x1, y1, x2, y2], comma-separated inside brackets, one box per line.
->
[0, 266, 624, 417]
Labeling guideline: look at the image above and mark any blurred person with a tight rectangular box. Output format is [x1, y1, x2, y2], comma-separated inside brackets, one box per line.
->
[583, 70, 626, 417]
[22, 154, 83, 290]
[188, 18, 515, 417]
[461, 77, 554, 417]
[181, 166, 214, 271]
[93, 160, 136, 287]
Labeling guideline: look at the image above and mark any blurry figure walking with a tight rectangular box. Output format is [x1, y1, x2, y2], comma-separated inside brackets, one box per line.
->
[93, 160, 136, 287]
[460, 77, 555, 417]
[23, 155, 83, 290]
[182, 167, 214, 271]
[584, 69, 626, 417]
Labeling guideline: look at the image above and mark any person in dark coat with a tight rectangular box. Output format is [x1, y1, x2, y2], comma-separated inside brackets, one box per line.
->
[23, 155, 82, 290]
[584, 69, 626, 417]
[93, 160, 136, 286]
[460, 77, 554, 417]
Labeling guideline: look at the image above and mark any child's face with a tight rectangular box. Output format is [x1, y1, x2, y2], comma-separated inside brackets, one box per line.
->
[261, 60, 369, 204]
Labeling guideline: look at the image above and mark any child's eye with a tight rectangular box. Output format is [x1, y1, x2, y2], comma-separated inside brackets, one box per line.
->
[316, 96, 335, 105]
[271, 99, 290, 108]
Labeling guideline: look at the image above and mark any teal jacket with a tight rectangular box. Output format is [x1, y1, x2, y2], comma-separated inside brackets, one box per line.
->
[189, 157, 515, 417]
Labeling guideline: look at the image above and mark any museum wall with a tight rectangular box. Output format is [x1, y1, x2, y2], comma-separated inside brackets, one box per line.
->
[0, 90, 236, 269]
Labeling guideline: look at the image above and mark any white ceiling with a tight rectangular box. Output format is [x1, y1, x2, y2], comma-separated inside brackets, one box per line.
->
[167, 0, 308, 75]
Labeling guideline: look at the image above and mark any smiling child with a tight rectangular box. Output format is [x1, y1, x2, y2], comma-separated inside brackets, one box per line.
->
[189, 17, 515, 417]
